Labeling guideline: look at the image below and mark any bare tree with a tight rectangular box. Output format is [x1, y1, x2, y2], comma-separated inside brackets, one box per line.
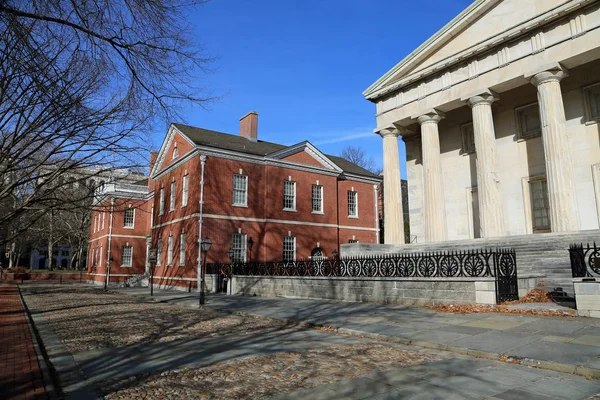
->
[340, 145, 380, 174]
[0, 0, 214, 239]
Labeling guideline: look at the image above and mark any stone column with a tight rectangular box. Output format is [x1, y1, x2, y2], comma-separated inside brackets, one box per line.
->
[464, 90, 505, 238]
[416, 110, 447, 242]
[526, 63, 579, 232]
[377, 127, 405, 244]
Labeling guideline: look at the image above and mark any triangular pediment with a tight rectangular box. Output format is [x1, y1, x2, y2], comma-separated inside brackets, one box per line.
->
[267, 142, 342, 172]
[150, 125, 197, 178]
[364, 0, 569, 100]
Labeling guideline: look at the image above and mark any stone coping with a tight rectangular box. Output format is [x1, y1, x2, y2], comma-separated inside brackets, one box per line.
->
[573, 277, 599, 282]
[233, 274, 542, 282]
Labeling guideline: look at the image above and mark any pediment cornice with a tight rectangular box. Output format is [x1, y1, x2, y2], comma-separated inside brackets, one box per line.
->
[364, 0, 593, 101]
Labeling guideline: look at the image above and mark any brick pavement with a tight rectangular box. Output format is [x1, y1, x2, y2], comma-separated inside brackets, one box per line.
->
[0, 283, 47, 399]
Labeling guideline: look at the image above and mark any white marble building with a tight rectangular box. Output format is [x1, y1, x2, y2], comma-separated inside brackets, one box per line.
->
[365, 0, 600, 244]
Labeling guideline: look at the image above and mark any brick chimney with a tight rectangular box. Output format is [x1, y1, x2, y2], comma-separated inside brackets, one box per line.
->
[240, 111, 258, 141]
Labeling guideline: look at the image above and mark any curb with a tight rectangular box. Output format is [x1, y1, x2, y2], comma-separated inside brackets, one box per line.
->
[18, 286, 101, 399]
[17, 286, 59, 400]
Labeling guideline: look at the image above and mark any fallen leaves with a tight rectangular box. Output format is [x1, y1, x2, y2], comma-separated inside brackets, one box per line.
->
[427, 303, 576, 317]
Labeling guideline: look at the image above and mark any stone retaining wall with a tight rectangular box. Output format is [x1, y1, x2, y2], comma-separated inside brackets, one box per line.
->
[230, 275, 541, 306]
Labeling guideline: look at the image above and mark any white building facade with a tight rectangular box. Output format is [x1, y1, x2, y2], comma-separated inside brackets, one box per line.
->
[366, 0, 600, 244]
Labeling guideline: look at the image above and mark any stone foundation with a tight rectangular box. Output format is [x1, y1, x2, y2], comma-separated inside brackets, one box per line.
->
[230, 275, 543, 306]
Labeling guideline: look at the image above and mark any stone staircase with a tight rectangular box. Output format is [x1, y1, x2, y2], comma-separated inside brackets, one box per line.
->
[342, 230, 600, 295]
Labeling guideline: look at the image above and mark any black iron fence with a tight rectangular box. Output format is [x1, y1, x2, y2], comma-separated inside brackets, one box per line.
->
[207, 248, 518, 302]
[569, 243, 600, 278]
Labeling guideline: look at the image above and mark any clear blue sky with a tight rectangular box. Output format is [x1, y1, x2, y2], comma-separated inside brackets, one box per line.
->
[160, 0, 473, 178]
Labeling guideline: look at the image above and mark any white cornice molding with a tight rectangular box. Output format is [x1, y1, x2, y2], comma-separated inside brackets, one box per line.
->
[340, 172, 382, 184]
[363, 0, 499, 99]
[365, 0, 592, 101]
[151, 148, 199, 180]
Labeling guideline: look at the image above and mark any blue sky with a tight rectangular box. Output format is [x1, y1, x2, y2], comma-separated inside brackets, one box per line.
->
[162, 0, 473, 178]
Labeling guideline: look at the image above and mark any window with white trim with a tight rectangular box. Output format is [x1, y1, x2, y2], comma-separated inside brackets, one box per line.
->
[283, 180, 296, 210]
[516, 103, 542, 139]
[530, 179, 550, 232]
[157, 236, 162, 265]
[172, 145, 179, 159]
[124, 208, 134, 228]
[167, 235, 173, 266]
[312, 184, 323, 213]
[101, 212, 105, 230]
[283, 236, 296, 261]
[231, 233, 246, 263]
[159, 188, 165, 215]
[121, 246, 133, 267]
[169, 181, 176, 212]
[94, 214, 97, 232]
[179, 233, 186, 266]
[461, 122, 475, 154]
[233, 174, 248, 206]
[182, 175, 189, 207]
[348, 191, 358, 217]
[99, 246, 103, 266]
[584, 82, 600, 122]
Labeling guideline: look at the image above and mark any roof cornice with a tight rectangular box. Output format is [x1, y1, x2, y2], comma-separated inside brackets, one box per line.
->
[363, 0, 499, 100]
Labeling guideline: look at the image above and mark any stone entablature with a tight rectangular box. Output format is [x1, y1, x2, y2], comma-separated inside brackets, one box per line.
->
[371, 1, 600, 124]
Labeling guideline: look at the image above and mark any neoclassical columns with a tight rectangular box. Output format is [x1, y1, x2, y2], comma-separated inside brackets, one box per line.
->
[377, 127, 405, 244]
[463, 90, 505, 238]
[415, 110, 447, 243]
[526, 63, 579, 232]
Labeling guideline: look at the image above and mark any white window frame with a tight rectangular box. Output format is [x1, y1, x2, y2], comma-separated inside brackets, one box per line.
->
[348, 191, 359, 218]
[93, 214, 97, 233]
[172, 145, 179, 159]
[167, 235, 173, 266]
[121, 246, 133, 267]
[169, 181, 176, 212]
[231, 233, 247, 263]
[515, 102, 542, 140]
[283, 180, 296, 211]
[99, 245, 103, 267]
[123, 207, 135, 228]
[101, 212, 105, 230]
[159, 187, 165, 215]
[232, 174, 248, 207]
[312, 184, 323, 214]
[583, 81, 600, 123]
[182, 175, 189, 207]
[179, 233, 186, 266]
[283, 236, 296, 261]
[460, 122, 475, 154]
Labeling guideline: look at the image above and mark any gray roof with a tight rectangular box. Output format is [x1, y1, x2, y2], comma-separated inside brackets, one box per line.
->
[173, 123, 379, 179]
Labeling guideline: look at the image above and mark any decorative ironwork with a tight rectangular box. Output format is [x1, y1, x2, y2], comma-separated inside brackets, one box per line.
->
[207, 248, 518, 303]
[569, 243, 600, 278]
[209, 247, 513, 277]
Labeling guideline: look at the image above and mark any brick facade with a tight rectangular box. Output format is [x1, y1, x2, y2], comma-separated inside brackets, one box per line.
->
[89, 114, 381, 288]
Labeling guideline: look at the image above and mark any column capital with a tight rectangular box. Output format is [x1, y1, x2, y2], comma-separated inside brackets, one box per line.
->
[413, 109, 445, 125]
[375, 125, 412, 138]
[462, 89, 499, 108]
[525, 62, 569, 87]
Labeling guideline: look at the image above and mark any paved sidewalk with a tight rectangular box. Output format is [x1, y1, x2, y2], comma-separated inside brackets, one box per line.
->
[113, 287, 600, 378]
[0, 283, 47, 399]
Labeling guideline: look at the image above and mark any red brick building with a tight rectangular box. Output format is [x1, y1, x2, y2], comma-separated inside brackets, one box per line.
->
[89, 112, 381, 288]
[87, 181, 151, 285]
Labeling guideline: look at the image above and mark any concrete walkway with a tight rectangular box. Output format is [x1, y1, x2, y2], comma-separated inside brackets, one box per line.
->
[113, 287, 600, 378]
[0, 283, 49, 399]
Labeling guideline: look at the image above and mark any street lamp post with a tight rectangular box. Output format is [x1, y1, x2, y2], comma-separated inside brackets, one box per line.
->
[199, 237, 212, 306]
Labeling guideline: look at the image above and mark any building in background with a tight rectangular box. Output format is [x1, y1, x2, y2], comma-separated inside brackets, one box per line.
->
[89, 112, 381, 288]
[377, 177, 410, 244]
